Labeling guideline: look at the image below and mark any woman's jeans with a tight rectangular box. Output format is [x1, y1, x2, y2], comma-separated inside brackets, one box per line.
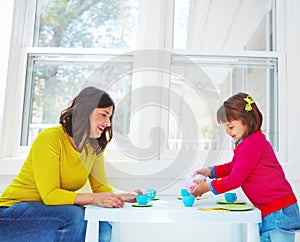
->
[0, 202, 111, 242]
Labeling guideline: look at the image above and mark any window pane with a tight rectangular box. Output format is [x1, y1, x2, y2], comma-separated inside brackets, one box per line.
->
[21, 54, 133, 145]
[22, 53, 278, 152]
[174, 0, 274, 51]
[34, 0, 138, 48]
[169, 55, 278, 150]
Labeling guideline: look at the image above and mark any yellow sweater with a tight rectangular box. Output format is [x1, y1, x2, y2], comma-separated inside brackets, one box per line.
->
[0, 126, 112, 206]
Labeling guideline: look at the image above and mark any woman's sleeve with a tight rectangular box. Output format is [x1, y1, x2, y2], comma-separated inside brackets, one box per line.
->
[89, 152, 113, 193]
[32, 131, 77, 205]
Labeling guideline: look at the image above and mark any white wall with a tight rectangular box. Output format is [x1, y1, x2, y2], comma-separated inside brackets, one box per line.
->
[0, 0, 16, 193]
[0, 0, 14, 145]
[284, 0, 300, 205]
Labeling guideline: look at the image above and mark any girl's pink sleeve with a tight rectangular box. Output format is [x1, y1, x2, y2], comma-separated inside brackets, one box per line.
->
[214, 161, 234, 178]
[211, 140, 262, 194]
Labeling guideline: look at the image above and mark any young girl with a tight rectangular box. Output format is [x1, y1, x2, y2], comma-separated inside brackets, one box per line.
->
[191, 92, 300, 242]
[0, 87, 140, 242]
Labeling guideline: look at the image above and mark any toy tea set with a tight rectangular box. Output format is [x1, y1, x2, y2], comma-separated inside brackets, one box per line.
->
[132, 174, 253, 211]
[181, 173, 252, 211]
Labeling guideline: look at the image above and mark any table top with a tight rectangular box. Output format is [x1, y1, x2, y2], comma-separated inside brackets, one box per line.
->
[84, 195, 261, 224]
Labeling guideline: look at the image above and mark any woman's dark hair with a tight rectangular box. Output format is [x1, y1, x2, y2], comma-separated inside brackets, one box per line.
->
[217, 92, 263, 138]
[59, 87, 114, 155]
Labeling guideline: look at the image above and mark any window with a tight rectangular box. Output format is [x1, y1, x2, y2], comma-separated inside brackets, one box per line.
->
[21, 53, 134, 145]
[168, 54, 278, 151]
[4, 0, 281, 191]
[173, 0, 274, 51]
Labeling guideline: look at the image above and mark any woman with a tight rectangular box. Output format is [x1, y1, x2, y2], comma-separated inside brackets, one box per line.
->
[0, 87, 138, 242]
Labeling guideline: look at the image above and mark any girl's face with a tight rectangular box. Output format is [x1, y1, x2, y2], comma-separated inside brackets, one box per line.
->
[224, 120, 248, 142]
[89, 106, 113, 138]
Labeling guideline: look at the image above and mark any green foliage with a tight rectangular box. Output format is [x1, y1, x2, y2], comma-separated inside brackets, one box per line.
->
[38, 0, 136, 48]
[31, 0, 137, 126]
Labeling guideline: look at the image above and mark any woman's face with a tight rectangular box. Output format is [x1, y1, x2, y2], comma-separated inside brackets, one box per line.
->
[89, 106, 113, 138]
[224, 119, 248, 142]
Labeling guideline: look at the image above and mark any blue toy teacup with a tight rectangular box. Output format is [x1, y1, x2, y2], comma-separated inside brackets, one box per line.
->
[146, 189, 157, 201]
[136, 194, 149, 205]
[224, 192, 237, 203]
[182, 195, 195, 207]
[180, 188, 190, 197]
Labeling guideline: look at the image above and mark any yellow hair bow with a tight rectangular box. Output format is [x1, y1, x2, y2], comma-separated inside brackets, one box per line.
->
[244, 96, 255, 112]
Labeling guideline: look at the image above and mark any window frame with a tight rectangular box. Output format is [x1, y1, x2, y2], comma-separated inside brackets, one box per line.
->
[0, 0, 287, 178]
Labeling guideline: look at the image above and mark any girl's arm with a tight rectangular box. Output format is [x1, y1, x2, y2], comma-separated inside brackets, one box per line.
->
[194, 161, 234, 180]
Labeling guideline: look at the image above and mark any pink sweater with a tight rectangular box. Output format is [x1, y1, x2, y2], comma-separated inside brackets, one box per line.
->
[211, 130, 297, 216]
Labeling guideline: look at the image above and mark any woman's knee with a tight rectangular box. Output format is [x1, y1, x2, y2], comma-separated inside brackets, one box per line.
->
[54, 206, 87, 242]
[59, 205, 85, 221]
[0, 203, 87, 242]
[56, 205, 86, 231]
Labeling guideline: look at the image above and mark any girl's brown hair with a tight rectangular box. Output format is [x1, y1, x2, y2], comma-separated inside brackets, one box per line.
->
[217, 92, 262, 138]
[59, 86, 114, 155]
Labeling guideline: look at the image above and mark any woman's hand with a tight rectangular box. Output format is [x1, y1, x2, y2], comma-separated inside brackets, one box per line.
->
[75, 192, 125, 208]
[92, 192, 125, 208]
[75, 189, 148, 207]
[190, 180, 210, 197]
[194, 167, 211, 177]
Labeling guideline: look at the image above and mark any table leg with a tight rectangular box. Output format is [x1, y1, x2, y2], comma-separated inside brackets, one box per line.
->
[85, 221, 99, 242]
[231, 224, 243, 242]
[111, 222, 120, 242]
[247, 223, 260, 242]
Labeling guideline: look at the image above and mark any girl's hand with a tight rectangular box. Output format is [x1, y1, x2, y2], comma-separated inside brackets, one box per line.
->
[194, 167, 211, 177]
[93, 192, 125, 208]
[190, 180, 210, 197]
